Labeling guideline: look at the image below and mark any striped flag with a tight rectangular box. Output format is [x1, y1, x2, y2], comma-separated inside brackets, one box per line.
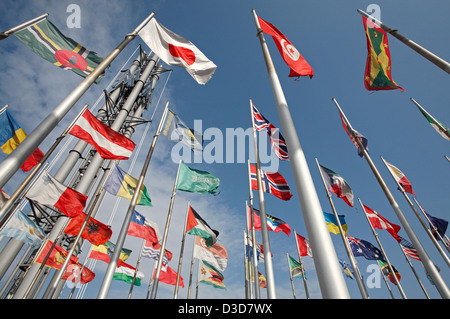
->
[249, 163, 293, 201]
[318, 164, 354, 207]
[251, 102, 288, 160]
[339, 112, 368, 158]
[383, 159, 415, 195]
[198, 260, 226, 289]
[142, 241, 172, 264]
[14, 19, 104, 83]
[185, 205, 218, 247]
[247, 206, 291, 236]
[398, 236, 421, 261]
[193, 236, 228, 272]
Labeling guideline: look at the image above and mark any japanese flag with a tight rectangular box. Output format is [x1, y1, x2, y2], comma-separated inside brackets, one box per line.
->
[139, 18, 217, 85]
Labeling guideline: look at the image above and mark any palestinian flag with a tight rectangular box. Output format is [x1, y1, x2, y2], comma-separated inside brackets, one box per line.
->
[185, 205, 218, 247]
[14, 19, 104, 83]
[319, 164, 354, 207]
[362, 16, 404, 91]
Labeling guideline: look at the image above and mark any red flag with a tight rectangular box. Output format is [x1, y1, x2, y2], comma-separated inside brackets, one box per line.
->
[257, 15, 313, 78]
[153, 264, 184, 287]
[249, 164, 293, 201]
[363, 204, 401, 242]
[20, 148, 44, 172]
[61, 262, 95, 284]
[64, 212, 112, 246]
[127, 211, 159, 244]
[295, 233, 313, 257]
[35, 240, 78, 269]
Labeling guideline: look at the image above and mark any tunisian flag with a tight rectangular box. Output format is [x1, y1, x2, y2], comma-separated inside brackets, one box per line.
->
[69, 109, 135, 160]
[138, 18, 217, 85]
[257, 15, 313, 78]
[26, 170, 87, 218]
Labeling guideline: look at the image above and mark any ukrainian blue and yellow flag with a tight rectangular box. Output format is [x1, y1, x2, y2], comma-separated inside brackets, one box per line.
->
[0, 109, 28, 154]
[323, 212, 347, 236]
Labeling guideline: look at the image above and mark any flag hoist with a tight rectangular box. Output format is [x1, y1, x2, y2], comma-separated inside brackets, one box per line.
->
[332, 97, 450, 299]
[252, 10, 350, 299]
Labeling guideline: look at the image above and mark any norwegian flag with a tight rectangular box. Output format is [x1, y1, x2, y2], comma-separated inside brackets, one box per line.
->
[251, 102, 289, 160]
[399, 236, 421, 261]
[249, 163, 293, 201]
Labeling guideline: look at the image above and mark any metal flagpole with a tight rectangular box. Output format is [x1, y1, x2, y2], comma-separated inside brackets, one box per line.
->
[315, 158, 369, 299]
[380, 156, 450, 265]
[410, 98, 450, 140]
[246, 161, 261, 299]
[249, 99, 276, 299]
[293, 230, 309, 299]
[0, 13, 49, 40]
[252, 10, 349, 299]
[187, 237, 196, 299]
[243, 229, 253, 299]
[357, 9, 450, 74]
[332, 97, 450, 299]
[286, 253, 296, 299]
[0, 11, 156, 192]
[243, 230, 249, 299]
[398, 241, 430, 299]
[174, 201, 190, 298]
[150, 159, 182, 299]
[97, 100, 169, 299]
[128, 240, 145, 299]
[358, 198, 407, 298]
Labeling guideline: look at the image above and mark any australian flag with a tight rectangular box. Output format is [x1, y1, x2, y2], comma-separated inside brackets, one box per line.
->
[249, 164, 293, 201]
[251, 102, 289, 160]
[347, 235, 386, 262]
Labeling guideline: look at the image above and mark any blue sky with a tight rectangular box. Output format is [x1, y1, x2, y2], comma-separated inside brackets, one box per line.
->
[0, 0, 449, 300]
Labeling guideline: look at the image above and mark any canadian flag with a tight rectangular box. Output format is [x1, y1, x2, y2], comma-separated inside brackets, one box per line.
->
[138, 18, 217, 85]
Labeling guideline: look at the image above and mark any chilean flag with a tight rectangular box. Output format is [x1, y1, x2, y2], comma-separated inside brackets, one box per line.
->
[26, 170, 87, 218]
[69, 109, 135, 160]
[249, 164, 293, 201]
[127, 211, 160, 244]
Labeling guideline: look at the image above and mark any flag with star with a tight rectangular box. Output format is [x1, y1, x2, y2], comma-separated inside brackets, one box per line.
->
[347, 235, 386, 262]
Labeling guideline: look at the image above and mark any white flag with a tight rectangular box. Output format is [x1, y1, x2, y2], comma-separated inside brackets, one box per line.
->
[138, 18, 217, 85]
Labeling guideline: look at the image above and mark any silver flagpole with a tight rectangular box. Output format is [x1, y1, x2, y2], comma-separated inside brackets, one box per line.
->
[357, 9, 450, 74]
[187, 237, 196, 299]
[174, 201, 190, 298]
[243, 229, 253, 299]
[242, 230, 249, 299]
[410, 98, 450, 140]
[150, 159, 182, 299]
[252, 10, 349, 299]
[0, 13, 49, 40]
[249, 99, 276, 299]
[286, 253, 296, 299]
[380, 156, 450, 265]
[314, 158, 369, 299]
[293, 230, 309, 299]
[97, 100, 169, 299]
[128, 239, 145, 299]
[332, 97, 450, 299]
[0, 12, 156, 192]
[358, 198, 407, 298]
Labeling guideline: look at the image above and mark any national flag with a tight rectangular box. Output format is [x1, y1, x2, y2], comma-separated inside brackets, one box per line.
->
[339, 112, 368, 158]
[287, 254, 303, 279]
[398, 236, 421, 261]
[89, 241, 131, 267]
[257, 15, 313, 78]
[383, 160, 415, 195]
[414, 103, 450, 141]
[64, 212, 112, 246]
[248, 206, 291, 236]
[0, 109, 44, 172]
[0, 210, 46, 249]
[422, 209, 448, 242]
[114, 262, 144, 286]
[69, 109, 135, 160]
[347, 235, 385, 261]
[362, 204, 401, 242]
[318, 164, 354, 207]
[249, 164, 293, 201]
[193, 236, 228, 272]
[377, 259, 401, 285]
[251, 102, 288, 160]
[258, 272, 267, 288]
[185, 205, 218, 247]
[245, 235, 264, 263]
[198, 260, 226, 289]
[339, 259, 354, 279]
[142, 241, 172, 264]
[61, 262, 95, 285]
[104, 165, 152, 206]
[138, 18, 216, 85]
[295, 232, 313, 257]
[26, 170, 87, 218]
[0, 189, 9, 209]
[176, 162, 220, 195]
[362, 16, 404, 91]
[153, 263, 184, 288]
[162, 110, 202, 152]
[35, 240, 78, 269]
[324, 212, 347, 236]
[14, 19, 104, 83]
[127, 211, 160, 244]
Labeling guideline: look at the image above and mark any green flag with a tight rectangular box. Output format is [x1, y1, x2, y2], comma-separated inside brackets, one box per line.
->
[415, 104, 450, 141]
[288, 254, 304, 279]
[14, 19, 104, 83]
[176, 162, 220, 195]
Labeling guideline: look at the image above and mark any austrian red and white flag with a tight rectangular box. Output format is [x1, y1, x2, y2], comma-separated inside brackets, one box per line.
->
[138, 18, 217, 85]
[383, 159, 415, 195]
[26, 171, 87, 218]
[69, 109, 135, 160]
[257, 15, 313, 78]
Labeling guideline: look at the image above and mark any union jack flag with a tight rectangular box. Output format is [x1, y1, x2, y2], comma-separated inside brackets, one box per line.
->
[251, 102, 289, 160]
[399, 236, 421, 261]
[249, 163, 293, 201]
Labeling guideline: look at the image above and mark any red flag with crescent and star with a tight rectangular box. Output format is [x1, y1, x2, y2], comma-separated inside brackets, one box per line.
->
[257, 15, 314, 78]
